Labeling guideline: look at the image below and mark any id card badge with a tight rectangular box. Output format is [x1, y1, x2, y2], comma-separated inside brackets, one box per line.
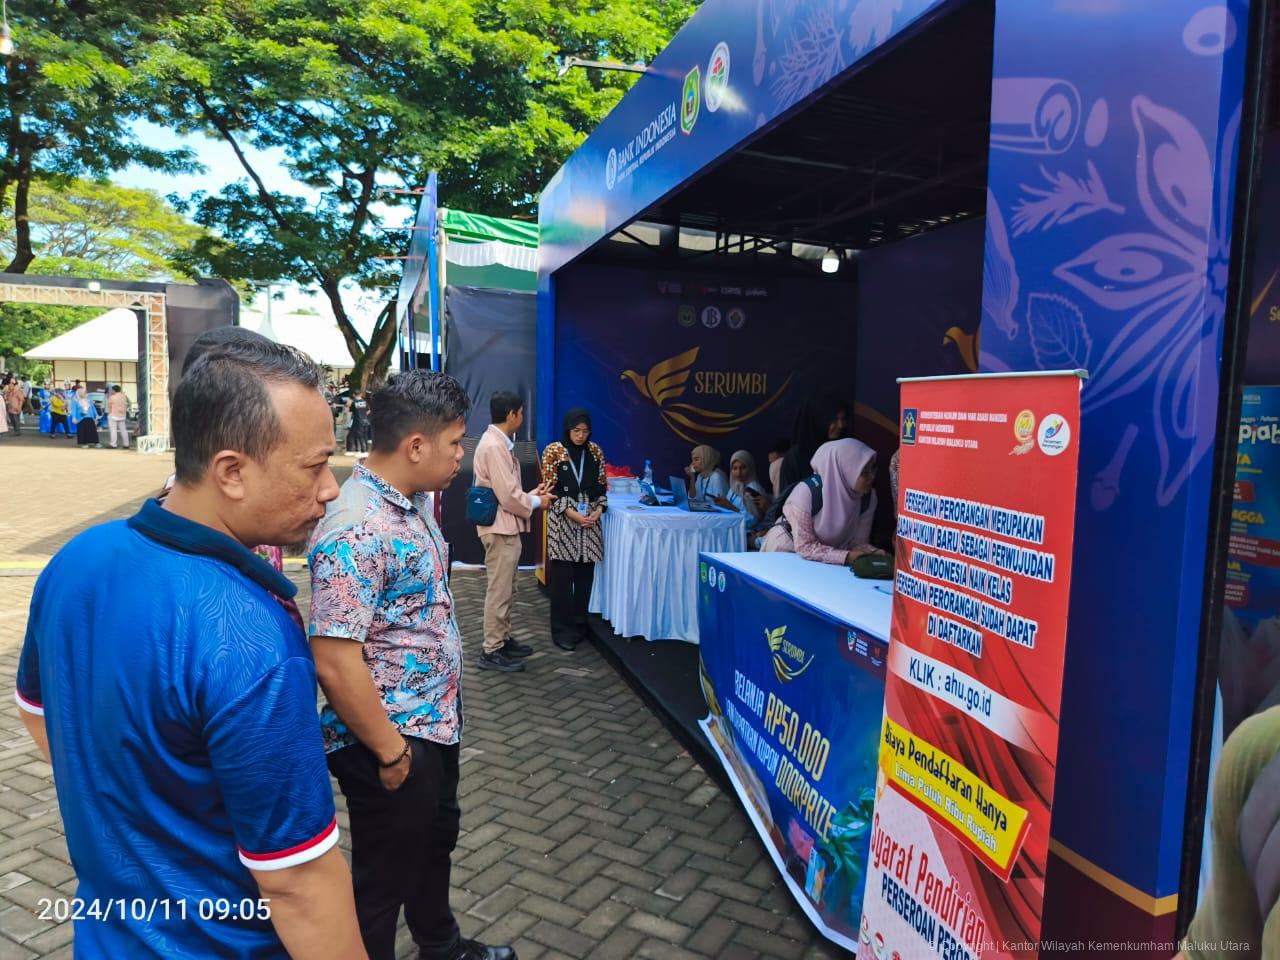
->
[579, 498, 589, 515]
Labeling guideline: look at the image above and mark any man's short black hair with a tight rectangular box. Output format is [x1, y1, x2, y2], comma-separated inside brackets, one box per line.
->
[172, 339, 323, 484]
[111, 385, 122, 393]
[369, 370, 470, 453]
[490, 390, 523, 424]
[182, 325, 273, 377]
[769, 437, 790, 456]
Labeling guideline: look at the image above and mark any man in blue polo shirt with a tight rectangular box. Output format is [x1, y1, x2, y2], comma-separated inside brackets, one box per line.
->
[15, 339, 365, 958]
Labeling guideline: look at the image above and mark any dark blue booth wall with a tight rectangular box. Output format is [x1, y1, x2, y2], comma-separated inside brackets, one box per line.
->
[553, 265, 856, 479]
[1245, 131, 1280, 385]
[853, 218, 985, 459]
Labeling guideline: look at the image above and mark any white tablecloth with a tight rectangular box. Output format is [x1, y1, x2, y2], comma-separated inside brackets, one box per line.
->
[699, 551, 894, 639]
[589, 492, 747, 643]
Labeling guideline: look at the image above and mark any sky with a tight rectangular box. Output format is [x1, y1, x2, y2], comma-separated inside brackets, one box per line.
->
[113, 121, 397, 341]
[114, 120, 312, 203]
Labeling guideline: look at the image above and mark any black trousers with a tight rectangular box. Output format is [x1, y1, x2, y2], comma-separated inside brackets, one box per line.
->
[346, 421, 370, 453]
[328, 738, 461, 960]
[549, 559, 595, 645]
[50, 413, 69, 434]
[7, 410, 19, 434]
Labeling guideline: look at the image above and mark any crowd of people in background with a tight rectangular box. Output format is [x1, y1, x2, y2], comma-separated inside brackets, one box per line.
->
[0, 374, 135, 448]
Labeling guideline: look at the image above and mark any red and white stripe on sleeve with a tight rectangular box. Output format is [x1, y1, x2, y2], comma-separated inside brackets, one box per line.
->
[14, 688, 44, 717]
[238, 817, 340, 872]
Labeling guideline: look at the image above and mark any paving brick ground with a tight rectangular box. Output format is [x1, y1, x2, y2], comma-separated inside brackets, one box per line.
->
[0, 441, 846, 959]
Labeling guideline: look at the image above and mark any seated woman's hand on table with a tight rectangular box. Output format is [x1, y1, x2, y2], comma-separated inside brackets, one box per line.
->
[845, 544, 885, 566]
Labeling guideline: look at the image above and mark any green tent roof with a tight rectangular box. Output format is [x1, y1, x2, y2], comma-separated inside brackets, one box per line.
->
[440, 208, 538, 248]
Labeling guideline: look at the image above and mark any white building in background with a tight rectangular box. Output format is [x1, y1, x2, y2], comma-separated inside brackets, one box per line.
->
[240, 287, 398, 384]
[24, 307, 141, 402]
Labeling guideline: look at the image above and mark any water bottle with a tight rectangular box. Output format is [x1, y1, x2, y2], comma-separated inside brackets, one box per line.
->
[643, 459, 654, 486]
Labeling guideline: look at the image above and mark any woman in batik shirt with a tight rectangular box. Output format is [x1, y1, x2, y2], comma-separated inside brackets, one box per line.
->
[540, 408, 607, 652]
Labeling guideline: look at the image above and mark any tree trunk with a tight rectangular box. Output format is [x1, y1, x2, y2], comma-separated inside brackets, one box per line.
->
[350, 300, 398, 391]
[5, 152, 35, 273]
[318, 276, 369, 369]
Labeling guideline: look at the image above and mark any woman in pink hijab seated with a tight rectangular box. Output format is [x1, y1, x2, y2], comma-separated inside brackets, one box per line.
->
[761, 438, 883, 566]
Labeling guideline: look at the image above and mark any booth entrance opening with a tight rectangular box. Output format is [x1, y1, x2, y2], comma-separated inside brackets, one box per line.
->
[540, 0, 1273, 952]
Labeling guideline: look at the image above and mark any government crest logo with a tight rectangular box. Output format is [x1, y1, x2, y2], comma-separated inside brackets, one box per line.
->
[901, 408, 918, 445]
[681, 66, 701, 134]
[705, 42, 730, 113]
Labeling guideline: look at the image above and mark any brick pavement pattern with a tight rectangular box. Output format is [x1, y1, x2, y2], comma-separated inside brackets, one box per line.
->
[0, 441, 846, 959]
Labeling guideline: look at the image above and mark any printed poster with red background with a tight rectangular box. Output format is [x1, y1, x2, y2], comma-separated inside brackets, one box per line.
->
[859, 372, 1083, 960]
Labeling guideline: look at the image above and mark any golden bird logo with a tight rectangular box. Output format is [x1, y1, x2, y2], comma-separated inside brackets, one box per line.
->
[767, 625, 813, 683]
[943, 325, 981, 374]
[621, 347, 793, 444]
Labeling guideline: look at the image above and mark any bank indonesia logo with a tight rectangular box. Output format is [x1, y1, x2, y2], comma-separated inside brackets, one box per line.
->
[701, 305, 722, 329]
[901, 408, 918, 445]
[605, 147, 617, 191]
[681, 66, 701, 134]
[705, 42, 730, 113]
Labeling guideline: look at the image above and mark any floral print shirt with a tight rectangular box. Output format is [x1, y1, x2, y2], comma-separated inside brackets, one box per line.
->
[308, 463, 462, 751]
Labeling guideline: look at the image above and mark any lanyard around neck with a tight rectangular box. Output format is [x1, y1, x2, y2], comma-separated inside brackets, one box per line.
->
[568, 449, 588, 492]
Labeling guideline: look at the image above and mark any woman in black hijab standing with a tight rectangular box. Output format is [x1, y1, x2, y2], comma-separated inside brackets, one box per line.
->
[540, 408, 608, 651]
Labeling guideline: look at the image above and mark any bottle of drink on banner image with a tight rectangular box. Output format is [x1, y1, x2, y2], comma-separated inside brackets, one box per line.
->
[643, 459, 654, 486]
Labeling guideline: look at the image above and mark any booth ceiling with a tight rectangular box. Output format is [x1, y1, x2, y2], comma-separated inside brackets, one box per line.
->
[638, 0, 995, 254]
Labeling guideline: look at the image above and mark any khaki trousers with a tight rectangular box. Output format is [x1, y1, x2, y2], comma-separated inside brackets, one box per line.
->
[479, 532, 522, 654]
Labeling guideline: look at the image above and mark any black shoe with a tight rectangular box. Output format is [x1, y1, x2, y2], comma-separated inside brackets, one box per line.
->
[501, 636, 532, 658]
[429, 939, 517, 960]
[552, 635, 577, 652]
[477, 650, 526, 672]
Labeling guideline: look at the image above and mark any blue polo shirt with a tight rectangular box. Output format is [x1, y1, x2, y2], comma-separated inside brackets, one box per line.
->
[15, 500, 337, 957]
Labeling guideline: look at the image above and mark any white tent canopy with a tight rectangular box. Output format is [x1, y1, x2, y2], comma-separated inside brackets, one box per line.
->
[26, 306, 365, 372]
[24, 307, 140, 361]
[239, 308, 359, 371]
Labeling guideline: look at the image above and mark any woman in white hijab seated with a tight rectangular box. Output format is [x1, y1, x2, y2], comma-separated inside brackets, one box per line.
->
[761, 438, 883, 566]
[686, 444, 731, 503]
[728, 449, 771, 524]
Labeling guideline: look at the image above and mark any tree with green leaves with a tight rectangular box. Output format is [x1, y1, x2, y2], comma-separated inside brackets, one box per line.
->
[0, 1, 194, 273]
[1, 178, 206, 279]
[156, 0, 698, 389]
[0, 177, 209, 366]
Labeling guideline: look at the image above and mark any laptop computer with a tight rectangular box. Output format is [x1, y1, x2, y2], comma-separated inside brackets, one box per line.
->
[639, 480, 675, 506]
[670, 476, 718, 513]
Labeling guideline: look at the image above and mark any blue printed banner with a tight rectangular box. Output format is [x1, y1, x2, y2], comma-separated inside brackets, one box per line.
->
[697, 556, 890, 951]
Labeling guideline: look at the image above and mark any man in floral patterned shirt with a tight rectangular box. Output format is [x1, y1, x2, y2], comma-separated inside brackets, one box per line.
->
[309, 371, 515, 960]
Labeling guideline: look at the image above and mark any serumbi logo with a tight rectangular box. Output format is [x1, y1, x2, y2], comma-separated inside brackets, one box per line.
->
[621, 347, 792, 443]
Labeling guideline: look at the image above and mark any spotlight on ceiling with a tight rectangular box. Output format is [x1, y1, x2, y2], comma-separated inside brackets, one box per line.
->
[821, 248, 842, 274]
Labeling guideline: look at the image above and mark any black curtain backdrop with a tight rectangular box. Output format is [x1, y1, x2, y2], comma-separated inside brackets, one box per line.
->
[442, 285, 539, 565]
